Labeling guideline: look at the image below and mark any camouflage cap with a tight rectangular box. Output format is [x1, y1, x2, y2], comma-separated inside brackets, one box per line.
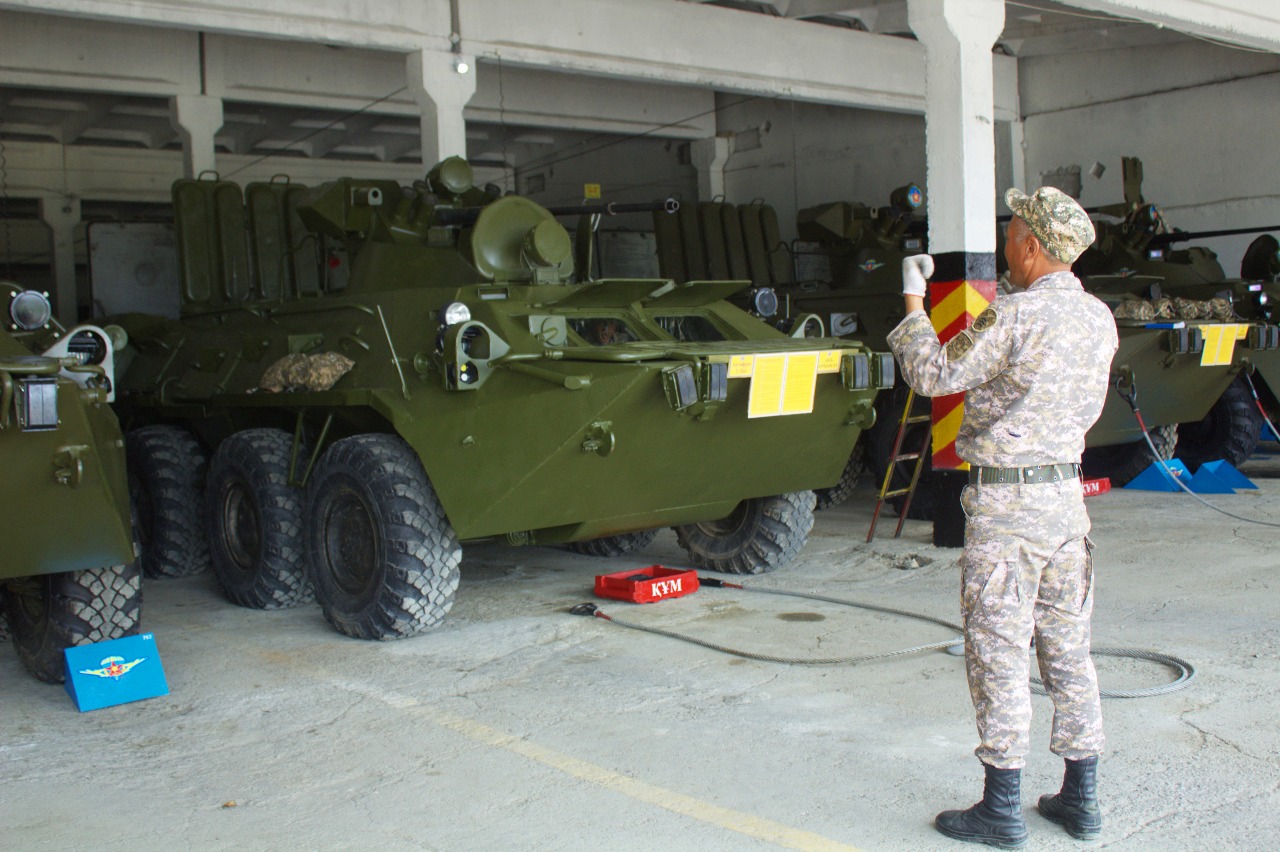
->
[1004, 186, 1096, 263]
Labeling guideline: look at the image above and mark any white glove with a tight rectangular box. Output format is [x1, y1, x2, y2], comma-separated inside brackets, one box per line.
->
[902, 254, 935, 297]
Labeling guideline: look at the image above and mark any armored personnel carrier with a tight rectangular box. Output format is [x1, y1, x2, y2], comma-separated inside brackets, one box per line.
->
[651, 192, 925, 509]
[106, 158, 892, 641]
[655, 184, 1256, 517]
[0, 284, 140, 682]
[1072, 157, 1280, 469]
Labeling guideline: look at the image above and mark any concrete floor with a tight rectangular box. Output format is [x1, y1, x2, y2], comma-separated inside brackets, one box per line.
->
[3, 454, 1279, 851]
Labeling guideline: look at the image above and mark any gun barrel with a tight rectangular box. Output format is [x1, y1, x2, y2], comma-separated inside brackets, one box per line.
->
[546, 198, 680, 218]
[434, 197, 679, 227]
[1149, 225, 1280, 245]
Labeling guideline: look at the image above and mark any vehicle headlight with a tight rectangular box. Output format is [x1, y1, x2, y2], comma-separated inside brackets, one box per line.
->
[441, 301, 471, 325]
[751, 288, 779, 318]
[10, 290, 52, 330]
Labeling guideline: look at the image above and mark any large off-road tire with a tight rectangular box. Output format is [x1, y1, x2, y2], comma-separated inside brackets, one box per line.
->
[305, 434, 460, 640]
[207, 429, 313, 609]
[4, 562, 143, 684]
[814, 443, 865, 510]
[673, 491, 815, 575]
[127, 425, 211, 578]
[565, 529, 659, 557]
[1241, 234, 1280, 280]
[865, 387, 935, 520]
[1081, 424, 1178, 487]
[1174, 377, 1264, 472]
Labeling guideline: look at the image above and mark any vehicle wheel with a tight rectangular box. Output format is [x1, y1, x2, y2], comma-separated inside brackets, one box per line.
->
[207, 429, 313, 609]
[305, 434, 460, 640]
[1241, 234, 1280, 280]
[1174, 377, 1264, 471]
[814, 443, 864, 510]
[565, 529, 659, 557]
[0, 592, 9, 642]
[1081, 424, 1178, 487]
[127, 425, 211, 578]
[4, 562, 143, 684]
[673, 491, 815, 575]
[865, 387, 935, 520]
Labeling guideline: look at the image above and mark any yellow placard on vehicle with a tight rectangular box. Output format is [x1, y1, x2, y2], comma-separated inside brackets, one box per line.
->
[1199, 324, 1248, 367]
[728, 354, 755, 378]
[747, 353, 819, 418]
[584, 183, 602, 200]
[816, 350, 842, 374]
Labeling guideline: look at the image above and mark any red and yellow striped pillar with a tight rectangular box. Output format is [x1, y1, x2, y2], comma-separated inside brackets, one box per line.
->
[929, 252, 998, 545]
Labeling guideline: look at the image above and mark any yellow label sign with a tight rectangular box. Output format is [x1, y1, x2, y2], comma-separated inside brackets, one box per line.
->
[747, 353, 819, 418]
[583, 183, 602, 200]
[781, 353, 819, 415]
[728, 354, 755, 378]
[816, 350, 842, 374]
[1199, 324, 1247, 367]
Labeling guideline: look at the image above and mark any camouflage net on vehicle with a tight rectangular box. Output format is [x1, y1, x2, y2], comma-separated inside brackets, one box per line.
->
[1112, 296, 1234, 322]
[259, 352, 355, 392]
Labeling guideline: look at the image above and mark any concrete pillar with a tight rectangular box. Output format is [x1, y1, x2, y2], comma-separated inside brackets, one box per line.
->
[1007, 120, 1026, 197]
[406, 47, 477, 167]
[39, 196, 82, 325]
[908, 0, 1004, 547]
[169, 95, 224, 178]
[691, 136, 731, 201]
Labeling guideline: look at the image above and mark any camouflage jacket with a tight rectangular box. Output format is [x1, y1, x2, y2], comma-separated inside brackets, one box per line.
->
[886, 271, 1118, 467]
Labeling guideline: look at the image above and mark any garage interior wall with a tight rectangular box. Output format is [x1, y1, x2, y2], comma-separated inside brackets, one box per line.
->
[1021, 38, 1280, 275]
[714, 95, 927, 245]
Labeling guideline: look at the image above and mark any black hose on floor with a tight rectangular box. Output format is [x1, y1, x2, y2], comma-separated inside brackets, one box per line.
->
[1116, 375, 1280, 528]
[573, 579, 1196, 699]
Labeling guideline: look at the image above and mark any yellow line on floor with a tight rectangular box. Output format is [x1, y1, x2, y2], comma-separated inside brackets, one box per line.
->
[331, 679, 861, 852]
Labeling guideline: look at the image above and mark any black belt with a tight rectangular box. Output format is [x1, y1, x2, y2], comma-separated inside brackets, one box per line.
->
[968, 463, 1081, 485]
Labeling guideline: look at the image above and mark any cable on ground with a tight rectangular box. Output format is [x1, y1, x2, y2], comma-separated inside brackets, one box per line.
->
[572, 579, 1196, 699]
[1115, 375, 1280, 528]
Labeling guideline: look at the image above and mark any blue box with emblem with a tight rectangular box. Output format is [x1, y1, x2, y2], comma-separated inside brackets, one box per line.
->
[63, 633, 169, 712]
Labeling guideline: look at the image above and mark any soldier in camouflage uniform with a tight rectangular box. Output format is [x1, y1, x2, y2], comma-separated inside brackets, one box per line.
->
[886, 186, 1117, 847]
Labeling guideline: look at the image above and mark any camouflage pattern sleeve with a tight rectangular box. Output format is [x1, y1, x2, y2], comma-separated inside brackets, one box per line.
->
[887, 306, 1014, 398]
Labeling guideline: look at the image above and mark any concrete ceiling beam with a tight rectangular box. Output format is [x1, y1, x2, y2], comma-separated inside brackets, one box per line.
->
[1070, 0, 1280, 53]
[57, 98, 122, 145]
[0, 138, 427, 203]
[457, 0, 928, 112]
[0, 0, 452, 51]
[0, 9, 200, 95]
[1, 0, 928, 112]
[299, 114, 383, 159]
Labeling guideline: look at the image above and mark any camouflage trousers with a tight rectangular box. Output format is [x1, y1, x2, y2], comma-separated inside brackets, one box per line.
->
[959, 477, 1105, 770]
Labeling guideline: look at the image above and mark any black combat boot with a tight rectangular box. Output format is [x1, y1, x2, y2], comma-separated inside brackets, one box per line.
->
[1038, 755, 1101, 840]
[935, 763, 1029, 848]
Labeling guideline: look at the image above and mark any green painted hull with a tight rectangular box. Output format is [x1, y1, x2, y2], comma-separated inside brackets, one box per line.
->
[0, 330, 133, 581]
[111, 167, 887, 546]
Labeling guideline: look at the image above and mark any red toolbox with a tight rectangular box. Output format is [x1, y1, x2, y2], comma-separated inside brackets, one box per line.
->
[1082, 477, 1111, 497]
[594, 566, 699, 604]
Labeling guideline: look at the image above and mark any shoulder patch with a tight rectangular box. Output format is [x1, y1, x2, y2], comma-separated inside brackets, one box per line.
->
[971, 307, 999, 333]
[945, 331, 974, 360]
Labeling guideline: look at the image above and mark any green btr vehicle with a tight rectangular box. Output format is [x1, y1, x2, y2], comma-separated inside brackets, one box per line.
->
[0, 285, 141, 682]
[654, 185, 1258, 517]
[1072, 156, 1280, 469]
[105, 157, 891, 641]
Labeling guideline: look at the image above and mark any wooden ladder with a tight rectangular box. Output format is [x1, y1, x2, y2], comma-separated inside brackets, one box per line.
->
[867, 389, 932, 542]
